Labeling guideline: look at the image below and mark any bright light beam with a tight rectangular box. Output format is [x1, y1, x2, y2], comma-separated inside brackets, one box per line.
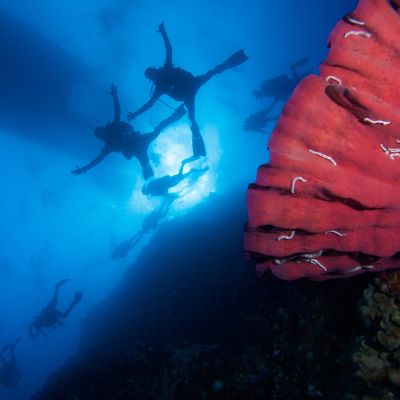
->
[128, 123, 221, 215]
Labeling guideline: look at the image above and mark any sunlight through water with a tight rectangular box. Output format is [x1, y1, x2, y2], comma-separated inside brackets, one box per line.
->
[128, 122, 220, 215]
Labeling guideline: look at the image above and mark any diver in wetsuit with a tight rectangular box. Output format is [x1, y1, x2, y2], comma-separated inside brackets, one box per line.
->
[72, 84, 186, 179]
[0, 338, 21, 387]
[127, 23, 248, 169]
[28, 279, 83, 339]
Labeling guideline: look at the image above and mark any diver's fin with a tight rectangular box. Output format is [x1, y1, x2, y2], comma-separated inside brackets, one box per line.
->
[73, 291, 83, 305]
[214, 49, 249, 74]
[55, 278, 70, 287]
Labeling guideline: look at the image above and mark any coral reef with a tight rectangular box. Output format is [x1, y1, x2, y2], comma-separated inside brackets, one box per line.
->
[353, 272, 400, 399]
[245, 0, 400, 280]
[32, 272, 371, 400]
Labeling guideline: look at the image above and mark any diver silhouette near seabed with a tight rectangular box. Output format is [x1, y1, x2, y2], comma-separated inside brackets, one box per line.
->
[243, 57, 309, 133]
[127, 22, 248, 172]
[0, 338, 21, 387]
[71, 84, 186, 179]
[28, 279, 83, 339]
[111, 167, 209, 259]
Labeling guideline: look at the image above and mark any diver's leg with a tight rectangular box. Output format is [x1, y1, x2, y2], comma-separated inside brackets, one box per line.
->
[213, 49, 248, 74]
[193, 50, 248, 92]
[145, 130, 159, 144]
[137, 153, 154, 180]
[128, 231, 144, 248]
[184, 99, 206, 161]
[194, 50, 249, 91]
[49, 279, 69, 308]
[194, 70, 216, 91]
[179, 155, 204, 174]
[58, 291, 83, 319]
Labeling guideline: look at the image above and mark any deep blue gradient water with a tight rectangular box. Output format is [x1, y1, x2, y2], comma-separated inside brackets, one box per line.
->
[0, 1, 357, 398]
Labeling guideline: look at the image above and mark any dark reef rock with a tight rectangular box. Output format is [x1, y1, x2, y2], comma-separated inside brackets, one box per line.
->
[33, 188, 379, 399]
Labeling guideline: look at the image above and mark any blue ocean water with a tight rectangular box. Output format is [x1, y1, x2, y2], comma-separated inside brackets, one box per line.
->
[0, 0, 357, 398]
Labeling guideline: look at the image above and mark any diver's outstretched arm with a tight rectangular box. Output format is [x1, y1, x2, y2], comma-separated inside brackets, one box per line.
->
[148, 104, 186, 141]
[127, 91, 160, 121]
[109, 84, 121, 123]
[71, 147, 110, 176]
[157, 23, 172, 68]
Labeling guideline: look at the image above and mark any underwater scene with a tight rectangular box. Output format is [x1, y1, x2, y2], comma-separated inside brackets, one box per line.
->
[3, 0, 400, 398]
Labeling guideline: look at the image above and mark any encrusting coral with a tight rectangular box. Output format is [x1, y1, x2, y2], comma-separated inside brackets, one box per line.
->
[354, 272, 400, 398]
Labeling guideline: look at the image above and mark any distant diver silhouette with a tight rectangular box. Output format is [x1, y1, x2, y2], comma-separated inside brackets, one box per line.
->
[72, 84, 186, 179]
[243, 106, 279, 133]
[253, 57, 309, 101]
[112, 167, 209, 259]
[127, 23, 248, 167]
[0, 338, 21, 387]
[28, 279, 83, 339]
[111, 198, 173, 259]
[244, 58, 309, 133]
[142, 167, 209, 198]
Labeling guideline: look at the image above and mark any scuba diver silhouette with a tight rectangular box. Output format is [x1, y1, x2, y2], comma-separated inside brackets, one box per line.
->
[0, 338, 21, 387]
[112, 167, 209, 259]
[29, 279, 83, 339]
[72, 84, 186, 179]
[244, 58, 309, 133]
[111, 198, 172, 259]
[127, 23, 248, 169]
[253, 57, 309, 102]
[141, 167, 209, 198]
[243, 108, 279, 134]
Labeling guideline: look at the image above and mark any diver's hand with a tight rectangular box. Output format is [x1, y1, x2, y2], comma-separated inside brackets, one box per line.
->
[157, 23, 165, 33]
[71, 166, 86, 176]
[108, 84, 118, 96]
[127, 111, 136, 121]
